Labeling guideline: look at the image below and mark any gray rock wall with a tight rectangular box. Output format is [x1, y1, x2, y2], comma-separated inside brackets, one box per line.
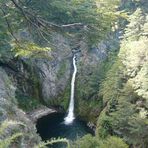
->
[0, 68, 40, 148]
[33, 33, 72, 103]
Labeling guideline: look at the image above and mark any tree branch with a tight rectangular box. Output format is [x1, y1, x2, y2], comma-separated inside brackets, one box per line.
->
[0, 7, 18, 42]
[10, 0, 85, 29]
[9, 0, 86, 44]
[62, 23, 83, 27]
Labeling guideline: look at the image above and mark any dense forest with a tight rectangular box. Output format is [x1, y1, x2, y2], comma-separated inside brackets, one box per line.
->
[0, 0, 148, 148]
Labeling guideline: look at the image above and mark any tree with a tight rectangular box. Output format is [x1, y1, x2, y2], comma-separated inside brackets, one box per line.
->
[73, 134, 128, 148]
[97, 6, 148, 147]
[99, 136, 129, 148]
[124, 8, 145, 40]
[0, 120, 24, 148]
[0, 0, 121, 56]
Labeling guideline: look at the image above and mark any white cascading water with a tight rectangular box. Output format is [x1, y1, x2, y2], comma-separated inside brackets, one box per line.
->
[64, 55, 77, 125]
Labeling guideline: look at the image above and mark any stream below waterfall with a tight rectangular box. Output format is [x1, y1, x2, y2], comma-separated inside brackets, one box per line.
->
[36, 113, 93, 148]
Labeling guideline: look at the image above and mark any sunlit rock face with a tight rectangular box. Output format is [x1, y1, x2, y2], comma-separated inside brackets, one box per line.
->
[0, 68, 40, 148]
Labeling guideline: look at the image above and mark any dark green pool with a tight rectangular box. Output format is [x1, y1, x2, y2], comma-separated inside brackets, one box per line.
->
[36, 113, 93, 147]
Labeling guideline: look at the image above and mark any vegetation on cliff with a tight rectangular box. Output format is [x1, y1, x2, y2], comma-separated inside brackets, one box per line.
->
[76, 1, 148, 148]
[0, 0, 120, 55]
[0, 0, 148, 148]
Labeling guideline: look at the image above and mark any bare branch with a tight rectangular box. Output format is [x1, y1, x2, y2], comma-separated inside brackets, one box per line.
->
[62, 23, 83, 27]
[10, 0, 85, 29]
[9, 0, 86, 43]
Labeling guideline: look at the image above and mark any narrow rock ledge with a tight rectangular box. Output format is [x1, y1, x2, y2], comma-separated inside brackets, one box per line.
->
[27, 106, 57, 123]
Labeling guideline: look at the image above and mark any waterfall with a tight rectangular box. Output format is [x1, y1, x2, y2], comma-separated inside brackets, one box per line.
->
[64, 55, 77, 124]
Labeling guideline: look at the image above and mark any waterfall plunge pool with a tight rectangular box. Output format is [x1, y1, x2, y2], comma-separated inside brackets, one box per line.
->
[36, 113, 93, 147]
[36, 56, 93, 147]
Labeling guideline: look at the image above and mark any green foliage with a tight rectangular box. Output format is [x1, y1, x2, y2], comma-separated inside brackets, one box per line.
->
[16, 96, 41, 111]
[99, 136, 128, 148]
[0, 0, 52, 58]
[77, 99, 103, 122]
[35, 137, 70, 148]
[124, 8, 145, 40]
[60, 84, 71, 110]
[118, 7, 148, 116]
[96, 108, 114, 138]
[0, 120, 70, 148]
[0, 133, 23, 148]
[73, 134, 128, 148]
[0, 120, 25, 135]
[72, 134, 99, 148]
[0, 120, 24, 148]
[0, 0, 23, 53]
[23, 0, 121, 44]
[1, 1, 148, 147]
[96, 6, 148, 148]
[11, 41, 50, 57]
[120, 38, 148, 99]
[0, 0, 122, 63]
[75, 61, 110, 122]
[99, 59, 124, 104]
[46, 80, 71, 110]
[57, 60, 67, 79]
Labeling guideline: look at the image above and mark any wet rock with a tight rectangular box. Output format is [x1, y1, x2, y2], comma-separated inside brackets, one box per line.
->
[87, 122, 96, 132]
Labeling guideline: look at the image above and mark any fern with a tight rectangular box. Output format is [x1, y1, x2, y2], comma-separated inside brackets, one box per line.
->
[0, 120, 25, 148]
[0, 133, 23, 148]
[0, 120, 25, 135]
[35, 137, 70, 148]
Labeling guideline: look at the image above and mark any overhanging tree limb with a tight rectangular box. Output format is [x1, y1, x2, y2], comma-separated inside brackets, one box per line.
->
[0, 7, 18, 42]
[10, 0, 86, 30]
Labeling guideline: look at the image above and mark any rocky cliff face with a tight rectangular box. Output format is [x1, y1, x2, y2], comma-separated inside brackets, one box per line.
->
[0, 30, 120, 148]
[0, 30, 119, 124]
[28, 32, 119, 106]
[73, 32, 119, 122]
[0, 68, 40, 147]
[0, 32, 72, 110]
[35, 33, 72, 103]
